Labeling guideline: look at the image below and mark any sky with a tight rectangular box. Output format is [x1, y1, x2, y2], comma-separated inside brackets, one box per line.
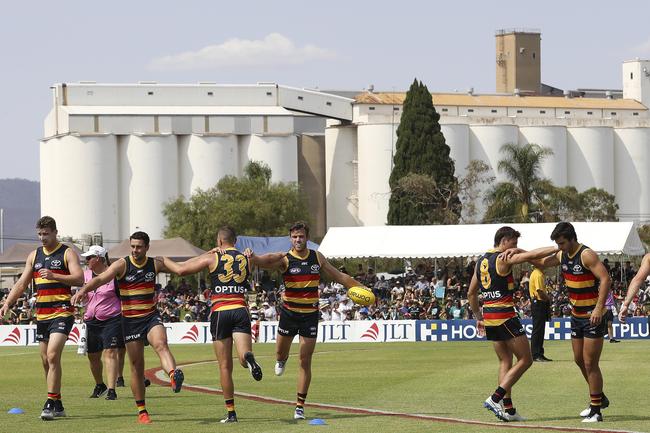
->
[1, 0, 649, 181]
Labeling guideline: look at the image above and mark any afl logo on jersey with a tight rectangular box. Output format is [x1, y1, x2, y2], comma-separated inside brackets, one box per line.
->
[572, 265, 583, 273]
[34, 263, 43, 270]
[289, 267, 301, 274]
[144, 272, 155, 282]
[51, 260, 62, 268]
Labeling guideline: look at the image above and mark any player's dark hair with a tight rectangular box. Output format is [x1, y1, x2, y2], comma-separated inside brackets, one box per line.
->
[494, 226, 521, 247]
[217, 226, 237, 244]
[551, 222, 577, 242]
[130, 231, 150, 246]
[289, 221, 310, 237]
[36, 216, 57, 231]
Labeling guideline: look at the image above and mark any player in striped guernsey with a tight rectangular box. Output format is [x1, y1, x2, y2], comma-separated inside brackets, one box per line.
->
[534, 222, 612, 423]
[162, 226, 263, 424]
[0, 216, 84, 421]
[72, 231, 184, 425]
[248, 221, 366, 420]
[468, 226, 557, 423]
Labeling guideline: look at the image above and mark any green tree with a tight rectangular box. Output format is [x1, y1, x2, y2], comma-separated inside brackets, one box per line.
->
[577, 188, 619, 221]
[638, 225, 650, 249]
[458, 160, 494, 223]
[483, 143, 553, 223]
[163, 161, 310, 251]
[392, 160, 494, 224]
[387, 79, 460, 225]
[541, 186, 619, 222]
[390, 173, 459, 224]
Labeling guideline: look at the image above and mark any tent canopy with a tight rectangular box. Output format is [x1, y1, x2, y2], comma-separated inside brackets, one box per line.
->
[107, 237, 205, 261]
[318, 222, 646, 259]
[235, 236, 319, 255]
[0, 242, 83, 265]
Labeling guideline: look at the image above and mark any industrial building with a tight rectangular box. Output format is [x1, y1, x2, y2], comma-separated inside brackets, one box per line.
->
[40, 30, 650, 245]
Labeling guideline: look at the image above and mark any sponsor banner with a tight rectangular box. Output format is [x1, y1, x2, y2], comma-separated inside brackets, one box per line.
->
[256, 320, 416, 343]
[2, 318, 648, 346]
[416, 318, 650, 342]
[165, 322, 211, 344]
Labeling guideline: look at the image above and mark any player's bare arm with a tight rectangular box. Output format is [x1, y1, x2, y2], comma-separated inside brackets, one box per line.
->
[530, 251, 562, 270]
[0, 251, 35, 316]
[71, 258, 126, 305]
[497, 246, 558, 274]
[467, 264, 485, 336]
[316, 251, 364, 288]
[582, 249, 611, 326]
[249, 252, 287, 270]
[619, 253, 650, 322]
[161, 254, 214, 276]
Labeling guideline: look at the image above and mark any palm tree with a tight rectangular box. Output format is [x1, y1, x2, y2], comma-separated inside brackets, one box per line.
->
[483, 143, 553, 223]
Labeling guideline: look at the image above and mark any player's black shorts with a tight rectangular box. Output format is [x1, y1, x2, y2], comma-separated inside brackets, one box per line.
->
[277, 307, 319, 339]
[36, 315, 75, 342]
[210, 307, 251, 341]
[86, 315, 125, 353]
[604, 309, 614, 323]
[122, 312, 163, 344]
[571, 315, 607, 339]
[485, 317, 525, 341]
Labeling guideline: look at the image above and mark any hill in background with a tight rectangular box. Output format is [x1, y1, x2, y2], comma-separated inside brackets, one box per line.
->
[0, 178, 40, 250]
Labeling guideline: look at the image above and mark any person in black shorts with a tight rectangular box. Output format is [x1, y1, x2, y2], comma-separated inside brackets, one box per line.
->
[468, 226, 557, 422]
[72, 231, 184, 425]
[248, 221, 367, 420]
[0, 216, 84, 420]
[534, 222, 612, 423]
[163, 226, 263, 424]
[78, 245, 125, 400]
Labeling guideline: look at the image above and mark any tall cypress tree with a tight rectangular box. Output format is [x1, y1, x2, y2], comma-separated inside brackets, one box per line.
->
[387, 79, 460, 225]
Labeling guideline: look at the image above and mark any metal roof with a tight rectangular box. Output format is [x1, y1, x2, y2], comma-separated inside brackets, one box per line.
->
[354, 92, 648, 110]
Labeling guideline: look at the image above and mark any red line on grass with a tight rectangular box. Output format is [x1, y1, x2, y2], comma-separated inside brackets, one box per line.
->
[144, 361, 640, 433]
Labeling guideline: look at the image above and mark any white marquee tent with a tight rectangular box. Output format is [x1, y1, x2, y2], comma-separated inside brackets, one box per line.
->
[318, 222, 646, 259]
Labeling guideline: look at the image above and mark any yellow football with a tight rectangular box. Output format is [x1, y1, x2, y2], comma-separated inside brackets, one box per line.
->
[347, 286, 375, 306]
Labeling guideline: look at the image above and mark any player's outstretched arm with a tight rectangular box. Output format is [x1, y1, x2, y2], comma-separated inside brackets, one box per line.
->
[502, 246, 559, 265]
[0, 251, 35, 316]
[249, 252, 287, 270]
[71, 258, 125, 305]
[317, 251, 365, 289]
[582, 249, 611, 326]
[619, 253, 650, 322]
[530, 251, 562, 270]
[160, 254, 213, 276]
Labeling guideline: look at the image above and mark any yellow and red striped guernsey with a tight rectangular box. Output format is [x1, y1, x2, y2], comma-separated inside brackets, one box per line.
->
[476, 249, 517, 327]
[560, 245, 598, 318]
[117, 256, 157, 319]
[282, 249, 321, 314]
[209, 248, 250, 312]
[32, 244, 74, 321]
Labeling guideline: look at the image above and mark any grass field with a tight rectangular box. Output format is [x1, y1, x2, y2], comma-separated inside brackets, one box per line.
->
[1, 340, 650, 433]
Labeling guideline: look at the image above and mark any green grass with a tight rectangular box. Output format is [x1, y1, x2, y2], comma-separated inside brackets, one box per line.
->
[1, 340, 649, 432]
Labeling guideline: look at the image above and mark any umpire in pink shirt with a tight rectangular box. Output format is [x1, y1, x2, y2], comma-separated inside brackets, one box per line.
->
[81, 245, 125, 400]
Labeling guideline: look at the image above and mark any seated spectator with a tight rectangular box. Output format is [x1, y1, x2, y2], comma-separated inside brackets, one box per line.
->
[262, 301, 277, 321]
[391, 283, 404, 302]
